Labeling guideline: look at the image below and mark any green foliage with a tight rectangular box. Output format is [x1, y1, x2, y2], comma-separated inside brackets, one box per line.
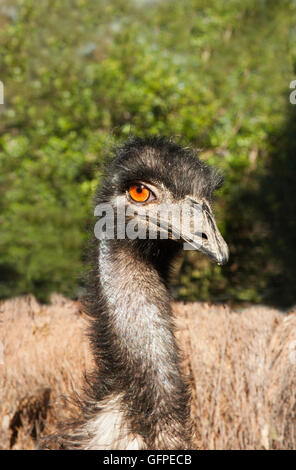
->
[0, 0, 295, 304]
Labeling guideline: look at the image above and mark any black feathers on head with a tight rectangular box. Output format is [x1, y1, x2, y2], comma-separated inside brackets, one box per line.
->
[97, 136, 223, 203]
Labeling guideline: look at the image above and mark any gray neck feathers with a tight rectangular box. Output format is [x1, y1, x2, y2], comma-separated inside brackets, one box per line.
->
[99, 240, 176, 384]
[96, 239, 192, 449]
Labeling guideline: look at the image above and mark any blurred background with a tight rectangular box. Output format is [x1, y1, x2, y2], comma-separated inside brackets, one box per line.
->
[0, 0, 295, 307]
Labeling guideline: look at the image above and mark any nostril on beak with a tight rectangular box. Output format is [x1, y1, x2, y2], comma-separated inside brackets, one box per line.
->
[194, 231, 208, 240]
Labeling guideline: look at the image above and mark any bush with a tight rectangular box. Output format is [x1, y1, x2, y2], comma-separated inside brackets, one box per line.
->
[0, 0, 295, 304]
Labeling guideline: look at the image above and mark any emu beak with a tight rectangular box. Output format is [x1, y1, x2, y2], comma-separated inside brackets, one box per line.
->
[135, 196, 229, 265]
[178, 197, 229, 265]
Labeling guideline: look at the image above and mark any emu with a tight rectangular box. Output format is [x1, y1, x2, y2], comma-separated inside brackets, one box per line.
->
[43, 136, 229, 450]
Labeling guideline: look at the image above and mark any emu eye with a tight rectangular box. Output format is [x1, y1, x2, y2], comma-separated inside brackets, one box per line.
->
[128, 183, 151, 203]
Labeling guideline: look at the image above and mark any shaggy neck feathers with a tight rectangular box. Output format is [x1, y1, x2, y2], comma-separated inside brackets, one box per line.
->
[86, 238, 192, 449]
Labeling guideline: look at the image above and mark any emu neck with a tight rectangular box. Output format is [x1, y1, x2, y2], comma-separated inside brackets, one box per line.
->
[94, 238, 191, 449]
[98, 239, 178, 384]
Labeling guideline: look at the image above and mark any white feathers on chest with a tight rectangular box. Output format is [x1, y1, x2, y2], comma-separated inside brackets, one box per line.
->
[83, 395, 144, 450]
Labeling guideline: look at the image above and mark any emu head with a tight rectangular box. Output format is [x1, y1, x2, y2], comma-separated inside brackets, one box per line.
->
[96, 137, 229, 266]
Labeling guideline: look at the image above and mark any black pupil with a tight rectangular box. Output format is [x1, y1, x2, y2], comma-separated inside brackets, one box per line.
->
[136, 186, 143, 194]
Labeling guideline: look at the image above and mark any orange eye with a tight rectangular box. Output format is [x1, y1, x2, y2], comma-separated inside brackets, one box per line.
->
[128, 184, 150, 202]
